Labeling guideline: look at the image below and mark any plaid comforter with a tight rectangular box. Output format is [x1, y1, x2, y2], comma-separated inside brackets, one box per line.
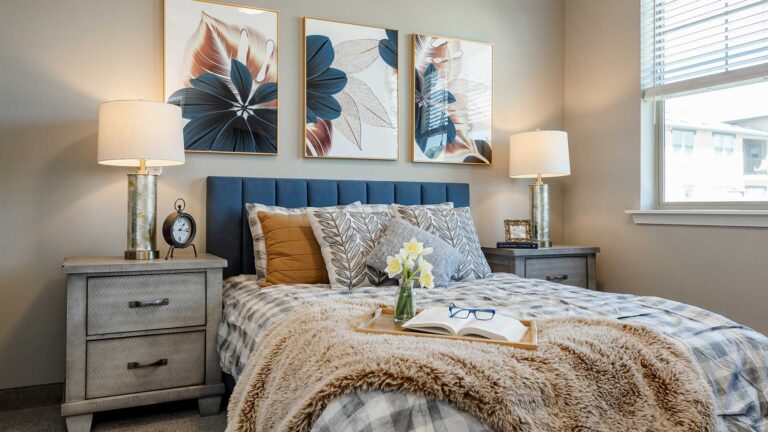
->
[218, 273, 768, 431]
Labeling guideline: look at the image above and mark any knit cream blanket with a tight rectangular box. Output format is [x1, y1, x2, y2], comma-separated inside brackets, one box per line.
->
[227, 302, 715, 432]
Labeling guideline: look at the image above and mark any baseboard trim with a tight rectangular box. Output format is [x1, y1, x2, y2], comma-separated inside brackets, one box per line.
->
[0, 382, 63, 411]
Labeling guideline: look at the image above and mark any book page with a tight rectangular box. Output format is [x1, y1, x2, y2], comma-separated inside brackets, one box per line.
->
[458, 314, 527, 342]
[402, 307, 466, 335]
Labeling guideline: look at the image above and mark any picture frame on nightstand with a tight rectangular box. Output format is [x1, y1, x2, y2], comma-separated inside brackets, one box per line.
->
[503, 219, 532, 243]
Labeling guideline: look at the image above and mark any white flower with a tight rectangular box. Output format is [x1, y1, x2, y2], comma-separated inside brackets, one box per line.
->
[417, 257, 433, 274]
[421, 246, 434, 256]
[403, 238, 424, 258]
[396, 248, 408, 261]
[419, 270, 435, 289]
[385, 256, 403, 278]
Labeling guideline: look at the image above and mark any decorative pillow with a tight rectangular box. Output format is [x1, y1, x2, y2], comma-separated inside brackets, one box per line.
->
[257, 212, 329, 286]
[395, 206, 492, 281]
[390, 202, 453, 219]
[358, 202, 452, 215]
[365, 219, 461, 287]
[246, 202, 360, 281]
[307, 210, 394, 289]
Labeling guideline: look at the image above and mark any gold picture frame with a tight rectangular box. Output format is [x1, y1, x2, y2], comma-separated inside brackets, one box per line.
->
[303, 17, 400, 161]
[163, 0, 280, 156]
[504, 219, 532, 243]
[411, 33, 494, 165]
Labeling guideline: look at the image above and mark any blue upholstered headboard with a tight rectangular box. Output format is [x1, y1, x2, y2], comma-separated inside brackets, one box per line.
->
[206, 177, 470, 278]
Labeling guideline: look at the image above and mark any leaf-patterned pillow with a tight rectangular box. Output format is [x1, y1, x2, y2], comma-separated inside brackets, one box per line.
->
[360, 202, 453, 215]
[394, 206, 491, 281]
[307, 210, 394, 289]
[389, 202, 453, 219]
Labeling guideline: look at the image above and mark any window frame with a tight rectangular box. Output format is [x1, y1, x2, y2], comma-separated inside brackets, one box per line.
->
[654, 95, 768, 210]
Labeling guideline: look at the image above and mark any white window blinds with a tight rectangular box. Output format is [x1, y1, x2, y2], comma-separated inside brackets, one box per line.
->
[642, 0, 768, 99]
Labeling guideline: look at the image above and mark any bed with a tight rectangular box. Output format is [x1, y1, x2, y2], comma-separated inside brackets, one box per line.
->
[207, 176, 768, 431]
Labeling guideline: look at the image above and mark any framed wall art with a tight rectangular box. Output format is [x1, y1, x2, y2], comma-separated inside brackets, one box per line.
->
[412, 34, 492, 165]
[304, 18, 399, 160]
[164, 0, 279, 155]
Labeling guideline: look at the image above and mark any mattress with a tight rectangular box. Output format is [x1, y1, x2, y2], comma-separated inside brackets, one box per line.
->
[218, 273, 768, 431]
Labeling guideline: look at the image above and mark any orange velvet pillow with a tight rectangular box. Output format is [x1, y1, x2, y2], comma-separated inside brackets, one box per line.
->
[257, 211, 329, 286]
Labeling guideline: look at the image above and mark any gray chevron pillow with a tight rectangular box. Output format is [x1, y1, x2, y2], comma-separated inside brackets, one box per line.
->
[365, 218, 461, 287]
[307, 209, 395, 289]
[394, 206, 492, 281]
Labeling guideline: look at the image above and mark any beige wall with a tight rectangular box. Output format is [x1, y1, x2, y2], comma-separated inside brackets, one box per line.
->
[0, 0, 564, 389]
[563, 0, 768, 334]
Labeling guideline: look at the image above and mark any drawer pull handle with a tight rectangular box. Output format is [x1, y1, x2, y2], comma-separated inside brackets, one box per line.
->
[546, 275, 569, 282]
[127, 359, 168, 370]
[128, 298, 169, 308]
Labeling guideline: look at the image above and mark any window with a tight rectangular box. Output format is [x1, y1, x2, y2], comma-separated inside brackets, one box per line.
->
[744, 139, 768, 173]
[642, 0, 768, 206]
[713, 133, 735, 154]
[671, 129, 694, 152]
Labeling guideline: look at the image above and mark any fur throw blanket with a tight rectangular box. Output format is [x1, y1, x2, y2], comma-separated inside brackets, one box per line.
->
[227, 302, 715, 432]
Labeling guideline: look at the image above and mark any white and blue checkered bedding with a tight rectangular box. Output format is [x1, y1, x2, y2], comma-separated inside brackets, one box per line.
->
[218, 273, 768, 431]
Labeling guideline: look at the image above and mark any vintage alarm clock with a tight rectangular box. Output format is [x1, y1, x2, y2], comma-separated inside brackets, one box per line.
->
[162, 198, 198, 259]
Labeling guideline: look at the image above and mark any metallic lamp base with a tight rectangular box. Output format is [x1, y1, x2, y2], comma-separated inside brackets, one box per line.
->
[125, 173, 159, 261]
[529, 183, 551, 248]
[125, 250, 160, 260]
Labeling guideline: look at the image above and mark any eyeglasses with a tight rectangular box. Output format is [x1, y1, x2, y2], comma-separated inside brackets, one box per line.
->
[448, 303, 496, 321]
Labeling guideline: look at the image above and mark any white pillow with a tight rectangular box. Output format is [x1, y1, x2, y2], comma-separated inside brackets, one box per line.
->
[307, 209, 394, 289]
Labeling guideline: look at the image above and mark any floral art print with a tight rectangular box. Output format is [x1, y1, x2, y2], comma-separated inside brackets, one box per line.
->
[304, 18, 398, 160]
[412, 34, 492, 165]
[164, 0, 278, 154]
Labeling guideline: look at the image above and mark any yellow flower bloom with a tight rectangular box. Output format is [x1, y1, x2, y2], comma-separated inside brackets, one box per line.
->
[419, 270, 434, 289]
[385, 256, 403, 278]
[403, 237, 424, 257]
[418, 257, 433, 274]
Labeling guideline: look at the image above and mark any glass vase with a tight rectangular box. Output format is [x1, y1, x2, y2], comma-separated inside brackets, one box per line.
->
[394, 280, 416, 323]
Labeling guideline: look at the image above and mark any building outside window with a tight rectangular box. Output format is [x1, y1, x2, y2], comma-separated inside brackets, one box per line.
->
[642, 0, 768, 207]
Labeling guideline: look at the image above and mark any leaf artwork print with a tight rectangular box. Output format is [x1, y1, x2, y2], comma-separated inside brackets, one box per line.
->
[412, 34, 492, 165]
[304, 19, 398, 159]
[164, 4, 278, 154]
[308, 210, 393, 289]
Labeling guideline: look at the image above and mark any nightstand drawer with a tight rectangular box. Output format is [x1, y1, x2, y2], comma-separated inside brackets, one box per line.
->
[525, 257, 587, 288]
[86, 331, 205, 399]
[87, 272, 206, 335]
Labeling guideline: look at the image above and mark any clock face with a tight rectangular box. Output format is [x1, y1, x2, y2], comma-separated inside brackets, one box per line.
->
[172, 216, 192, 244]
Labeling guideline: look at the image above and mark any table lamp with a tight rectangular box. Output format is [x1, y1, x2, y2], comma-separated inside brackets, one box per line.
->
[97, 100, 185, 259]
[509, 130, 570, 247]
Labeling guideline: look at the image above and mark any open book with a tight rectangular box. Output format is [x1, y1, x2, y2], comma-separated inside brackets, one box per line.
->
[402, 307, 528, 342]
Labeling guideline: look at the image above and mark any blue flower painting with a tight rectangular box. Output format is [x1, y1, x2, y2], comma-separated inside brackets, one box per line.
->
[305, 35, 348, 124]
[169, 59, 277, 153]
[164, 5, 278, 154]
[304, 19, 399, 160]
[415, 64, 457, 159]
[412, 34, 493, 165]
[378, 30, 398, 70]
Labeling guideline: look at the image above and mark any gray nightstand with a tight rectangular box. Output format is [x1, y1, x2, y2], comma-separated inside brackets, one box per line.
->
[482, 246, 600, 290]
[61, 254, 227, 432]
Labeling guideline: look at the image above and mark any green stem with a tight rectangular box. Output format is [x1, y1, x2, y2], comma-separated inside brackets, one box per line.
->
[394, 279, 415, 322]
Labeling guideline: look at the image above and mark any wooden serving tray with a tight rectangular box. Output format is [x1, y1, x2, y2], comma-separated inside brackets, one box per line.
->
[356, 306, 538, 350]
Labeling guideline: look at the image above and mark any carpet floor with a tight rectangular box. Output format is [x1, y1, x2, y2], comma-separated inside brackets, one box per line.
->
[0, 399, 227, 431]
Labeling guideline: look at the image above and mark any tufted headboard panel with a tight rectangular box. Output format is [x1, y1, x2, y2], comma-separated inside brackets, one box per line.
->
[206, 177, 470, 278]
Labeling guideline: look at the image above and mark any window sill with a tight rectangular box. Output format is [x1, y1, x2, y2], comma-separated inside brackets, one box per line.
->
[625, 210, 768, 228]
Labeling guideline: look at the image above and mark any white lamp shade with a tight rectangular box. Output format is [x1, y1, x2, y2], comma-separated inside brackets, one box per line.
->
[508, 130, 570, 178]
[97, 100, 185, 167]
